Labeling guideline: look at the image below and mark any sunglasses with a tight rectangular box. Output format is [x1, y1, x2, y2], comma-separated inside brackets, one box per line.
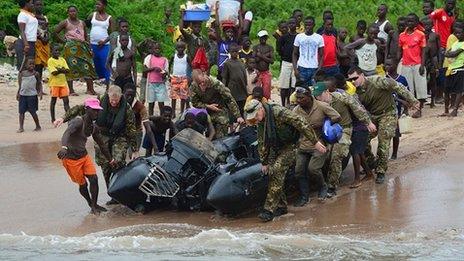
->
[347, 76, 359, 82]
[295, 87, 310, 94]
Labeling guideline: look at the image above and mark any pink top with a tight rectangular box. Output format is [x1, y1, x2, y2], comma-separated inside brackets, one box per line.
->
[144, 55, 168, 83]
[65, 19, 85, 41]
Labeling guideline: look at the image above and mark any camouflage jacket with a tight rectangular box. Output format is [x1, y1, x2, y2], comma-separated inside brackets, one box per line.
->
[258, 104, 318, 165]
[62, 96, 138, 152]
[190, 76, 241, 119]
[330, 92, 372, 128]
[293, 98, 341, 151]
[356, 76, 418, 118]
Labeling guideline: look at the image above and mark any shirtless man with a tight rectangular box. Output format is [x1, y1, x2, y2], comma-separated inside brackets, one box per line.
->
[422, 17, 441, 107]
[108, 35, 137, 92]
[349, 20, 366, 43]
[337, 27, 352, 76]
[142, 106, 178, 156]
[385, 17, 407, 66]
[58, 98, 114, 214]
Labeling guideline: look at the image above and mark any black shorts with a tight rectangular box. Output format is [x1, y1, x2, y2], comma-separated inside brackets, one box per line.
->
[445, 69, 464, 94]
[114, 76, 135, 92]
[350, 129, 369, 155]
[18, 95, 38, 114]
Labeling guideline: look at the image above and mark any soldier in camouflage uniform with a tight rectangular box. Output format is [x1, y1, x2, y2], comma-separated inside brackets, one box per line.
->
[312, 82, 376, 196]
[190, 69, 244, 139]
[348, 66, 419, 184]
[244, 99, 326, 222]
[292, 86, 341, 206]
[56, 86, 138, 204]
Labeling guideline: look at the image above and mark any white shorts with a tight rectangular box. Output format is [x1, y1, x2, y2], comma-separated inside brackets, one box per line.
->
[279, 61, 296, 89]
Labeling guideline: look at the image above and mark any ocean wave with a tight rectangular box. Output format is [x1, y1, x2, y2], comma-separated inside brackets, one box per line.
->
[1, 224, 464, 260]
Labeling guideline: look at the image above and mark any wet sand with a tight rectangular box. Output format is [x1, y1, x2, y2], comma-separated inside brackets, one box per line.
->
[1, 80, 464, 240]
[1, 141, 463, 238]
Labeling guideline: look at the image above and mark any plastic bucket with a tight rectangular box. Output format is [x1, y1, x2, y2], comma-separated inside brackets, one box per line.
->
[183, 10, 211, 21]
[218, 0, 240, 26]
[398, 115, 412, 134]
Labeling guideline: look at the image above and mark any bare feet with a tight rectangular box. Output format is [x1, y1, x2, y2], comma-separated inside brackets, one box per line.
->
[95, 205, 107, 212]
[362, 173, 375, 181]
[350, 180, 362, 189]
[439, 112, 450, 117]
[16, 128, 24, 133]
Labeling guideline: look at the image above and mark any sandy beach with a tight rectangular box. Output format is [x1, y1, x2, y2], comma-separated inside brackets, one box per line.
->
[1, 76, 464, 259]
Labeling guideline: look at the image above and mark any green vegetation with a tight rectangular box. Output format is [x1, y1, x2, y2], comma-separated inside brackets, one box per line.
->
[1, 0, 463, 73]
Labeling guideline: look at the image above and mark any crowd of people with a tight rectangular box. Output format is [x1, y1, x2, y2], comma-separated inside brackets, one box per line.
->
[4, 0, 462, 221]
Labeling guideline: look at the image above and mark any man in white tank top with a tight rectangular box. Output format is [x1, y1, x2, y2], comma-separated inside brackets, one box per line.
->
[374, 4, 394, 42]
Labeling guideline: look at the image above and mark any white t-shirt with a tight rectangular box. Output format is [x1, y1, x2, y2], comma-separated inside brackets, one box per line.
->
[244, 11, 253, 21]
[293, 33, 324, 69]
[17, 11, 38, 42]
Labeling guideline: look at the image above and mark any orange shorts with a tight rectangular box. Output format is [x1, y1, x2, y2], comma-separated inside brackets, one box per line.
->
[62, 154, 97, 185]
[50, 86, 69, 98]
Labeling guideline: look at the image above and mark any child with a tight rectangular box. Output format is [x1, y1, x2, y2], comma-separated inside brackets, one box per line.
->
[214, 14, 241, 81]
[278, 17, 298, 107]
[110, 18, 136, 52]
[239, 36, 253, 63]
[349, 20, 367, 42]
[422, 17, 440, 108]
[17, 58, 42, 133]
[108, 34, 137, 92]
[245, 57, 259, 95]
[273, 20, 288, 53]
[253, 30, 274, 99]
[48, 45, 70, 123]
[398, 13, 427, 118]
[222, 43, 248, 116]
[245, 86, 268, 107]
[385, 17, 407, 66]
[143, 106, 177, 156]
[143, 42, 169, 116]
[137, 38, 156, 104]
[179, 14, 210, 64]
[57, 98, 112, 214]
[443, 25, 464, 117]
[345, 24, 382, 76]
[170, 41, 190, 118]
[385, 58, 409, 160]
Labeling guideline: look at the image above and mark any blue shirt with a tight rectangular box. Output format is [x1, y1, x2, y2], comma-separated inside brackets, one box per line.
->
[388, 74, 409, 116]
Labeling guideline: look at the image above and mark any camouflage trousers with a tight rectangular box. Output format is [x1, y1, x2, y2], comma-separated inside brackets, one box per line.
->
[95, 134, 129, 186]
[263, 145, 296, 213]
[327, 127, 352, 188]
[366, 114, 397, 175]
[210, 110, 230, 139]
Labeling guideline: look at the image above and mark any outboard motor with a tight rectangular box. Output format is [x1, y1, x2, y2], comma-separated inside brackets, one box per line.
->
[108, 129, 220, 212]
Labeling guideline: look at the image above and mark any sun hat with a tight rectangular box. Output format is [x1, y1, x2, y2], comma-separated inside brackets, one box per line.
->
[244, 99, 263, 120]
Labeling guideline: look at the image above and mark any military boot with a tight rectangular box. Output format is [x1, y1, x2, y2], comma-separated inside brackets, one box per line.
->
[294, 176, 310, 207]
[258, 209, 274, 222]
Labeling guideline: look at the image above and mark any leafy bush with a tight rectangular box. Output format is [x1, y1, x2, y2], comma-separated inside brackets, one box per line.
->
[1, 0, 462, 65]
